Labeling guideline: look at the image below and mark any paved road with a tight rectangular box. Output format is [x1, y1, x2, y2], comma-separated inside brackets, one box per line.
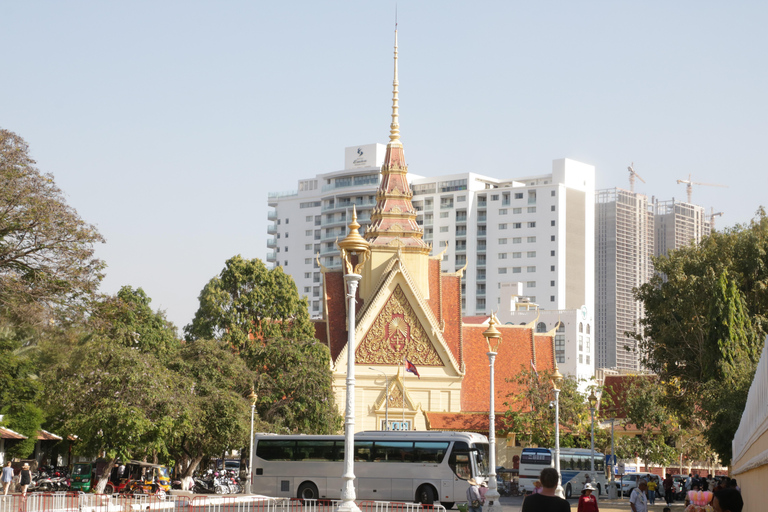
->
[496, 495, 689, 512]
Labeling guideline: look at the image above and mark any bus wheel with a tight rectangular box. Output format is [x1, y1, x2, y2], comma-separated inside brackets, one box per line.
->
[441, 502, 455, 510]
[416, 485, 435, 505]
[297, 482, 319, 501]
[104, 484, 114, 495]
[565, 484, 572, 499]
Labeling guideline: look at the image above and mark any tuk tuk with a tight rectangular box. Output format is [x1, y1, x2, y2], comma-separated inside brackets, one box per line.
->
[70, 462, 96, 492]
[114, 462, 171, 496]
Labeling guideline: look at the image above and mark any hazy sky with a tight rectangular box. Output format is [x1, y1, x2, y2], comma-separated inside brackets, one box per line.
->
[2, 1, 766, 330]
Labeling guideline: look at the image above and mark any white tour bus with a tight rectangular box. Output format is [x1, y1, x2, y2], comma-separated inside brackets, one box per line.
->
[250, 431, 490, 507]
[519, 447, 607, 499]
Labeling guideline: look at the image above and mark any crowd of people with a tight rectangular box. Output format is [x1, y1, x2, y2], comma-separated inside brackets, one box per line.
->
[511, 468, 744, 512]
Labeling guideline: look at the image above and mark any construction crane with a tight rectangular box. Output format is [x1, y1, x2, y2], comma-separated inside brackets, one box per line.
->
[676, 174, 728, 203]
[709, 207, 724, 230]
[627, 162, 646, 192]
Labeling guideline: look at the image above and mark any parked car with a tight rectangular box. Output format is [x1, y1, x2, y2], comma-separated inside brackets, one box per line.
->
[617, 473, 662, 497]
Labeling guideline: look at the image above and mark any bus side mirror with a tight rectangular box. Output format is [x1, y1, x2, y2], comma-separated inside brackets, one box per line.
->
[477, 453, 484, 462]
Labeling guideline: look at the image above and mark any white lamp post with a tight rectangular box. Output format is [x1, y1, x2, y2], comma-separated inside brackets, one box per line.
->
[588, 390, 597, 486]
[552, 367, 564, 498]
[248, 389, 257, 492]
[336, 206, 370, 512]
[482, 314, 503, 512]
[369, 368, 390, 430]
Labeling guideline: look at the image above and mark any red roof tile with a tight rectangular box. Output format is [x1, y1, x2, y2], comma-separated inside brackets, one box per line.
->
[460, 325, 555, 413]
[0, 427, 26, 440]
[425, 412, 516, 433]
[37, 430, 62, 441]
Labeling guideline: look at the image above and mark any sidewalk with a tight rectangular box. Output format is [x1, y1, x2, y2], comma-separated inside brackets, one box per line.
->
[596, 498, 688, 512]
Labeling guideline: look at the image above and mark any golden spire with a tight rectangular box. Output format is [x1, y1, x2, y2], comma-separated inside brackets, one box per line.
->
[389, 27, 401, 146]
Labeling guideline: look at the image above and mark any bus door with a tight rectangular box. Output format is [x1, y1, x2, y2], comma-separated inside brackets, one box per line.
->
[448, 442, 472, 500]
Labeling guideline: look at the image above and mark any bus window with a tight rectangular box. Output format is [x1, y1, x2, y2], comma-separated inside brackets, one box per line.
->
[373, 441, 413, 462]
[474, 443, 490, 477]
[414, 441, 449, 463]
[449, 441, 471, 479]
[256, 440, 295, 461]
[354, 441, 373, 462]
[595, 456, 604, 472]
[296, 440, 336, 461]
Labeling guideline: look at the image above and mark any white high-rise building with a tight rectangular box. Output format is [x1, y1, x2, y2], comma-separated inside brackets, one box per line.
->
[653, 198, 711, 258]
[267, 149, 595, 323]
[595, 188, 654, 371]
[595, 192, 713, 371]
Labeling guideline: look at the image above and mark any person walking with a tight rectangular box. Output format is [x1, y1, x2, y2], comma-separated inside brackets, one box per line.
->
[521, 467, 570, 512]
[629, 480, 648, 512]
[2, 462, 13, 496]
[19, 463, 31, 497]
[647, 477, 657, 505]
[663, 473, 674, 505]
[577, 483, 599, 512]
[466, 478, 483, 512]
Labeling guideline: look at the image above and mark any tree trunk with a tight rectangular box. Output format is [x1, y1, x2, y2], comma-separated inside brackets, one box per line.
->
[93, 456, 118, 494]
[182, 455, 204, 479]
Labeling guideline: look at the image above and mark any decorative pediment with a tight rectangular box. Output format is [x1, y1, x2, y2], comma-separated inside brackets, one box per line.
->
[373, 371, 416, 411]
[356, 285, 443, 366]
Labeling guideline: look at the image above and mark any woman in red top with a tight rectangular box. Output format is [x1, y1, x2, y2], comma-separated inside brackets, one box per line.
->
[578, 483, 599, 512]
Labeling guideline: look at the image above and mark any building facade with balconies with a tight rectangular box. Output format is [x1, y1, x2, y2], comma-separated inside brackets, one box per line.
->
[267, 147, 595, 327]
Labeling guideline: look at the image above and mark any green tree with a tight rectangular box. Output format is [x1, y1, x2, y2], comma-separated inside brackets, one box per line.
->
[184, 256, 314, 349]
[244, 338, 342, 434]
[167, 339, 263, 478]
[602, 375, 678, 469]
[0, 129, 105, 324]
[0, 325, 43, 457]
[43, 341, 191, 493]
[633, 210, 767, 462]
[502, 369, 591, 447]
[89, 286, 180, 359]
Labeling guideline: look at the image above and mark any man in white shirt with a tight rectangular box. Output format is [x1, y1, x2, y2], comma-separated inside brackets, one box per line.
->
[630, 480, 648, 512]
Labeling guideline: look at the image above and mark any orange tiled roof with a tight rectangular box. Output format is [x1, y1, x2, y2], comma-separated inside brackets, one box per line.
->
[0, 427, 26, 440]
[37, 429, 62, 441]
[425, 412, 516, 432]
[460, 323, 555, 413]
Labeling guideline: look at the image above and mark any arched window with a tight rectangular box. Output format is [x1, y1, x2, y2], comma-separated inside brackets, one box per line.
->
[556, 321, 565, 332]
[536, 322, 547, 333]
[586, 324, 591, 334]
[579, 322, 583, 333]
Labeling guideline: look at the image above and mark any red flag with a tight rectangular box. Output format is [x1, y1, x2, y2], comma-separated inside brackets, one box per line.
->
[530, 359, 539, 377]
[405, 358, 420, 379]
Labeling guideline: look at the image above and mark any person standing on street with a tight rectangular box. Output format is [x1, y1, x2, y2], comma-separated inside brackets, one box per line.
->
[647, 477, 657, 505]
[19, 464, 31, 497]
[663, 473, 674, 505]
[2, 462, 13, 496]
[629, 480, 648, 512]
[521, 467, 570, 512]
[577, 483, 599, 512]
[466, 478, 483, 512]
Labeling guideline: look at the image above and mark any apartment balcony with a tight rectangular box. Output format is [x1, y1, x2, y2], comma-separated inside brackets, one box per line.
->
[477, 244, 487, 251]
[266, 251, 277, 262]
[267, 225, 278, 235]
[478, 215, 487, 222]
[477, 200, 487, 208]
[476, 260, 486, 268]
[267, 238, 277, 249]
[477, 228, 487, 237]
[267, 210, 278, 221]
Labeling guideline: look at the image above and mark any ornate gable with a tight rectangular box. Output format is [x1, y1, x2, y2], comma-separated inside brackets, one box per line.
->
[356, 285, 443, 366]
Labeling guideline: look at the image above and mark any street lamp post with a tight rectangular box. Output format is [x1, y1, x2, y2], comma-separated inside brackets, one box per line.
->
[482, 313, 503, 512]
[588, 390, 597, 485]
[369, 367, 390, 430]
[336, 206, 371, 512]
[552, 367, 564, 498]
[248, 389, 258, 491]
[608, 418, 617, 499]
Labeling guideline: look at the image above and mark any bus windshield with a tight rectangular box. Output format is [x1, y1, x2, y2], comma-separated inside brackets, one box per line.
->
[473, 442, 490, 477]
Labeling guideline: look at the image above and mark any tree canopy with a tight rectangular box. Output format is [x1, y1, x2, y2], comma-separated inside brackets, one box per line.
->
[185, 256, 314, 348]
[0, 129, 105, 324]
[633, 209, 768, 462]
